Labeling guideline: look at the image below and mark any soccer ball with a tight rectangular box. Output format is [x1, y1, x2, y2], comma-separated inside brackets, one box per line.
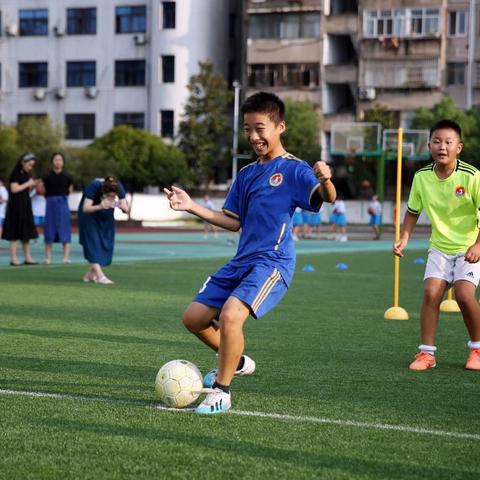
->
[154, 360, 203, 408]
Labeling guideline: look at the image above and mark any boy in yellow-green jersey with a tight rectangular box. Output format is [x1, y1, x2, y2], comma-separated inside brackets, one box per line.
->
[393, 119, 480, 371]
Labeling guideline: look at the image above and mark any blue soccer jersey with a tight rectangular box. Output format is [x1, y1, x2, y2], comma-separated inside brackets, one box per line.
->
[222, 153, 321, 285]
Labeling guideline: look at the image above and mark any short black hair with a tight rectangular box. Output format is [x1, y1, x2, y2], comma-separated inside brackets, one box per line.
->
[241, 91, 285, 124]
[429, 119, 462, 140]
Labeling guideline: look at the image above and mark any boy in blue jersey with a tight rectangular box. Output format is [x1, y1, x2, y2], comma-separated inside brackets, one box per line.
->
[164, 92, 336, 414]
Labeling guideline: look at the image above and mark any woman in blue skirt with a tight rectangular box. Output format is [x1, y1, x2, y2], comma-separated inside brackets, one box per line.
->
[43, 153, 73, 264]
[78, 176, 128, 284]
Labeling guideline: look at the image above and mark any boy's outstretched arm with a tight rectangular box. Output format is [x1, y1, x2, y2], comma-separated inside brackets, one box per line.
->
[163, 186, 241, 232]
[393, 211, 419, 257]
[313, 161, 336, 203]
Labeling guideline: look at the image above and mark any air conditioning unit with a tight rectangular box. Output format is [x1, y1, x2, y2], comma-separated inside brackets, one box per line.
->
[5, 24, 19, 36]
[53, 26, 65, 36]
[85, 86, 98, 99]
[358, 87, 376, 101]
[134, 34, 147, 45]
[33, 88, 46, 101]
[55, 87, 66, 99]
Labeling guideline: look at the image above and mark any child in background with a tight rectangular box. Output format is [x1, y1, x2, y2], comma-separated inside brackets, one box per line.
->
[30, 179, 46, 231]
[368, 194, 382, 240]
[292, 207, 303, 241]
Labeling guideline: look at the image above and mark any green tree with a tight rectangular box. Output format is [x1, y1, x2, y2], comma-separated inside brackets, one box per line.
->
[363, 103, 395, 131]
[16, 117, 64, 175]
[0, 125, 21, 180]
[92, 125, 189, 191]
[178, 62, 233, 185]
[282, 99, 321, 164]
[411, 96, 480, 166]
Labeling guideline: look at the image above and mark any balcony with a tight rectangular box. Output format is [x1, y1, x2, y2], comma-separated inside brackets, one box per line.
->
[324, 13, 358, 35]
[324, 64, 357, 84]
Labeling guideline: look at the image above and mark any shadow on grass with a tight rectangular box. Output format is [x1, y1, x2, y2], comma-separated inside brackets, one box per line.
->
[0, 326, 186, 347]
[29, 417, 478, 480]
[0, 355, 154, 380]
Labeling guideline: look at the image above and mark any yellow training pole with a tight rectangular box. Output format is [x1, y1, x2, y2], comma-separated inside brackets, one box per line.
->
[385, 128, 409, 320]
[440, 288, 460, 313]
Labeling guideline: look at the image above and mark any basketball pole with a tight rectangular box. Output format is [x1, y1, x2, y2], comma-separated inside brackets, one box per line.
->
[440, 288, 460, 313]
[385, 127, 409, 320]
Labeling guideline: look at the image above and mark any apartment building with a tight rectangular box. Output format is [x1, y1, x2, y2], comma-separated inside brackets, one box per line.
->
[0, 0, 241, 144]
[245, 0, 477, 162]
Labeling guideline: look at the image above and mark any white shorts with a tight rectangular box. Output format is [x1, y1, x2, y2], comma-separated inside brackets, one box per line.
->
[424, 249, 480, 287]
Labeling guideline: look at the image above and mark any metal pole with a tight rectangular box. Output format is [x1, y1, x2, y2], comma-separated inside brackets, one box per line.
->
[232, 81, 241, 182]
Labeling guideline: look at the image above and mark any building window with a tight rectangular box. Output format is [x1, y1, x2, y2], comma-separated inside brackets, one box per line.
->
[162, 2, 176, 29]
[448, 11, 467, 37]
[65, 114, 95, 139]
[475, 62, 480, 87]
[115, 60, 146, 86]
[248, 63, 319, 88]
[249, 12, 320, 39]
[160, 110, 174, 138]
[161, 55, 175, 83]
[19, 62, 48, 88]
[67, 8, 97, 35]
[363, 8, 440, 38]
[116, 6, 146, 33]
[67, 62, 96, 87]
[447, 63, 466, 85]
[19, 9, 48, 36]
[114, 112, 145, 129]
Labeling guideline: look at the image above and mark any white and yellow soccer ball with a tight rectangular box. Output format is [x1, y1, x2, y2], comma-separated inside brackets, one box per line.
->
[154, 360, 203, 408]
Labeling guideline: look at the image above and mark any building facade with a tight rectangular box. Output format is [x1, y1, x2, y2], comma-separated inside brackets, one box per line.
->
[244, 0, 477, 162]
[0, 0, 240, 144]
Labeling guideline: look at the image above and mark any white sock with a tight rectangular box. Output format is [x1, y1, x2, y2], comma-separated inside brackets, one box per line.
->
[419, 344, 437, 355]
[467, 340, 480, 350]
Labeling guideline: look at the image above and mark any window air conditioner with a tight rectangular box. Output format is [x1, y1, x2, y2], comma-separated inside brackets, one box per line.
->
[6, 24, 18, 36]
[85, 86, 98, 99]
[33, 88, 46, 101]
[358, 87, 376, 101]
[55, 88, 67, 99]
[134, 34, 147, 45]
[53, 26, 65, 36]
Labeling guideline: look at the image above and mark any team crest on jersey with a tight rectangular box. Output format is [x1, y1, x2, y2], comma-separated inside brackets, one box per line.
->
[269, 173, 283, 187]
[455, 186, 465, 197]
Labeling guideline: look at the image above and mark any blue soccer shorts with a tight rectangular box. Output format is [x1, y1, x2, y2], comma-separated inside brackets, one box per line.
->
[194, 262, 288, 319]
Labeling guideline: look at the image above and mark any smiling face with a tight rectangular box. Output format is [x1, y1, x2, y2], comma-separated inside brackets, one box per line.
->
[428, 128, 463, 168]
[243, 112, 285, 161]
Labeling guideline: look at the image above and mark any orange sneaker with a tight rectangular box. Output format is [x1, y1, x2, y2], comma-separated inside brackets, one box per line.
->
[465, 349, 480, 370]
[409, 352, 436, 371]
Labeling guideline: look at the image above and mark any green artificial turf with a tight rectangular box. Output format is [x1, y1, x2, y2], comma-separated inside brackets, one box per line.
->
[0, 250, 479, 479]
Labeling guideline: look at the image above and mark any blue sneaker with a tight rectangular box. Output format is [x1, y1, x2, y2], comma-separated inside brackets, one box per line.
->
[203, 354, 256, 388]
[195, 388, 231, 414]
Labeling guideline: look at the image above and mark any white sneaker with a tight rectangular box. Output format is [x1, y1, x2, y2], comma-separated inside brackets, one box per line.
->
[340, 235, 348, 242]
[203, 354, 256, 388]
[195, 388, 231, 414]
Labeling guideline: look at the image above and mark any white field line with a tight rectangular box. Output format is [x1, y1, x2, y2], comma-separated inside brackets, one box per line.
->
[1, 388, 479, 441]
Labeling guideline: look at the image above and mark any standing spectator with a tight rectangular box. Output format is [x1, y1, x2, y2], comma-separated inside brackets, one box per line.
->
[333, 197, 348, 242]
[0, 178, 9, 239]
[43, 153, 74, 264]
[78, 176, 128, 284]
[1, 153, 39, 265]
[202, 195, 218, 238]
[368, 194, 382, 240]
[292, 207, 303, 241]
[309, 208, 322, 239]
[30, 179, 46, 230]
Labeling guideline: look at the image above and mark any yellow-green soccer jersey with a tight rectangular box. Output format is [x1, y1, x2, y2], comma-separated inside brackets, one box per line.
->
[407, 159, 480, 254]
